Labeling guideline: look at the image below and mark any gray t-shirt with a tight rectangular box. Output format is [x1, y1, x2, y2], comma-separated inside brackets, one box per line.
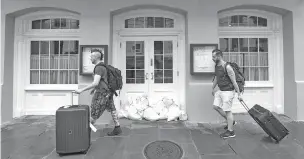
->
[93, 65, 109, 92]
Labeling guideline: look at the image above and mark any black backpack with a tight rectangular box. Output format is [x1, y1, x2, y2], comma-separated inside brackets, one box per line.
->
[94, 63, 123, 96]
[223, 62, 246, 93]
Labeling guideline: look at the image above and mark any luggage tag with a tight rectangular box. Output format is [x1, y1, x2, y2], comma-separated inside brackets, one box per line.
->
[90, 123, 97, 132]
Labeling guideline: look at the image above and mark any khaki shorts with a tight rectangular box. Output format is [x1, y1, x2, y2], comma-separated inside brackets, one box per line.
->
[213, 90, 235, 112]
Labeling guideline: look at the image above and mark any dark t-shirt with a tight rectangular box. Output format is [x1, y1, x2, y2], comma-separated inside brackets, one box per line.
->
[215, 63, 234, 91]
[93, 65, 109, 92]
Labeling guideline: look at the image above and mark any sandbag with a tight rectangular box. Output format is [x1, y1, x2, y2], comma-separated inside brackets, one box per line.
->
[158, 107, 169, 120]
[162, 97, 174, 107]
[126, 106, 142, 120]
[167, 104, 182, 122]
[143, 107, 160, 121]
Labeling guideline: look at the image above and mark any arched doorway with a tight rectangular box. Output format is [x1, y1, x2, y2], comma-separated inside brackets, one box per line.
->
[111, 7, 186, 112]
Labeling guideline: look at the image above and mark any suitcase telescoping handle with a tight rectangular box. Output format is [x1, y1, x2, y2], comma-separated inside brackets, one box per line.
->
[239, 99, 250, 111]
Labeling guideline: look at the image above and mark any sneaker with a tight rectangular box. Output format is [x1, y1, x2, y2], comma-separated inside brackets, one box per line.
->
[220, 130, 236, 138]
[224, 121, 237, 130]
[107, 126, 122, 136]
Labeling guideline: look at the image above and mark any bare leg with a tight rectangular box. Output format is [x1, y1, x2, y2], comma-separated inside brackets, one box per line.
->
[213, 106, 227, 120]
[226, 111, 234, 131]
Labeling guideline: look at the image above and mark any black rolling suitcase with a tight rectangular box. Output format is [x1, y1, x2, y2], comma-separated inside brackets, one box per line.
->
[239, 100, 289, 143]
[55, 92, 91, 156]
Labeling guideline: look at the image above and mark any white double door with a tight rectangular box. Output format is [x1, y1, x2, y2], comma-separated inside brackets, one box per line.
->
[118, 36, 179, 104]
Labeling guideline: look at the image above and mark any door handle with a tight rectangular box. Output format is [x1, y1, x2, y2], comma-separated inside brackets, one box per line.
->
[151, 73, 154, 80]
[145, 73, 148, 80]
[151, 59, 153, 66]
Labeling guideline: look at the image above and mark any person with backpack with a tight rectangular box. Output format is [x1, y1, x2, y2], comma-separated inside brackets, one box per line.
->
[73, 49, 122, 136]
[211, 49, 245, 138]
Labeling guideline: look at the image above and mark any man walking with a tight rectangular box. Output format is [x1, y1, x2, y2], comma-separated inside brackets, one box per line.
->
[212, 49, 243, 138]
[74, 49, 122, 136]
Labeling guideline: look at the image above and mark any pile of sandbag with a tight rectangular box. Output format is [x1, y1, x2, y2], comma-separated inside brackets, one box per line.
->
[118, 94, 187, 121]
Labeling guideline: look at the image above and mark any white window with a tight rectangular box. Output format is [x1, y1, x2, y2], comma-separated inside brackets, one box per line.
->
[217, 10, 281, 84]
[31, 18, 79, 29]
[125, 17, 174, 28]
[219, 37, 269, 81]
[14, 11, 80, 88]
[30, 40, 79, 84]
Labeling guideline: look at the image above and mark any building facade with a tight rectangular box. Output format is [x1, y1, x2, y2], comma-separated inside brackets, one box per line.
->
[1, 0, 304, 124]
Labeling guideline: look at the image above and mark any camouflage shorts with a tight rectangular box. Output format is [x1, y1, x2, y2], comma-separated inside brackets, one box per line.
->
[90, 91, 115, 120]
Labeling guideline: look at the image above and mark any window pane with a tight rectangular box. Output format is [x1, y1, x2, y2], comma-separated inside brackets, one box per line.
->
[165, 18, 174, 28]
[50, 70, 59, 84]
[126, 70, 135, 79]
[230, 53, 239, 65]
[164, 56, 173, 69]
[219, 17, 229, 26]
[145, 17, 154, 28]
[241, 53, 250, 66]
[250, 68, 259, 81]
[220, 38, 229, 52]
[249, 38, 258, 52]
[239, 15, 248, 26]
[51, 19, 60, 29]
[30, 70, 39, 84]
[31, 41, 39, 69]
[70, 19, 79, 29]
[136, 56, 144, 69]
[154, 55, 163, 69]
[60, 19, 70, 29]
[223, 53, 229, 62]
[154, 41, 163, 54]
[259, 38, 268, 52]
[32, 20, 41, 29]
[229, 38, 239, 52]
[40, 41, 49, 69]
[230, 16, 239, 26]
[41, 19, 51, 29]
[248, 16, 257, 26]
[260, 68, 269, 81]
[260, 53, 268, 66]
[240, 38, 249, 52]
[126, 41, 136, 56]
[69, 41, 79, 69]
[126, 56, 135, 69]
[136, 70, 145, 83]
[243, 67, 250, 81]
[164, 41, 173, 54]
[40, 70, 50, 84]
[50, 41, 60, 69]
[135, 17, 145, 28]
[154, 70, 163, 83]
[258, 17, 267, 27]
[69, 70, 78, 84]
[60, 41, 69, 69]
[59, 70, 69, 84]
[135, 41, 144, 55]
[249, 53, 258, 67]
[155, 17, 164, 28]
[164, 70, 173, 83]
[125, 18, 135, 28]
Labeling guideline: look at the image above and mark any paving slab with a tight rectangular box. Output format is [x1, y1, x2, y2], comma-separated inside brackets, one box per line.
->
[2, 115, 304, 159]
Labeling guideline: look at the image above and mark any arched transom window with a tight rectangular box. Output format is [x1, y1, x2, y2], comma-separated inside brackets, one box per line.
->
[219, 15, 267, 27]
[32, 18, 79, 29]
[125, 17, 174, 28]
[217, 10, 281, 83]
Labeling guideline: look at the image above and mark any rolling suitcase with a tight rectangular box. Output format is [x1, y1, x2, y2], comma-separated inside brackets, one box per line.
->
[239, 100, 289, 143]
[55, 92, 91, 156]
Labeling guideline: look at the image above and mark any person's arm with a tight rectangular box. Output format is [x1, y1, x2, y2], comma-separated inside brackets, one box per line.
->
[77, 66, 105, 93]
[79, 74, 101, 92]
[212, 76, 218, 89]
[226, 65, 240, 95]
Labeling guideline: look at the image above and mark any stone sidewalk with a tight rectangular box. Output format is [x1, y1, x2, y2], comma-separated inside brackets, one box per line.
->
[1, 114, 304, 159]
